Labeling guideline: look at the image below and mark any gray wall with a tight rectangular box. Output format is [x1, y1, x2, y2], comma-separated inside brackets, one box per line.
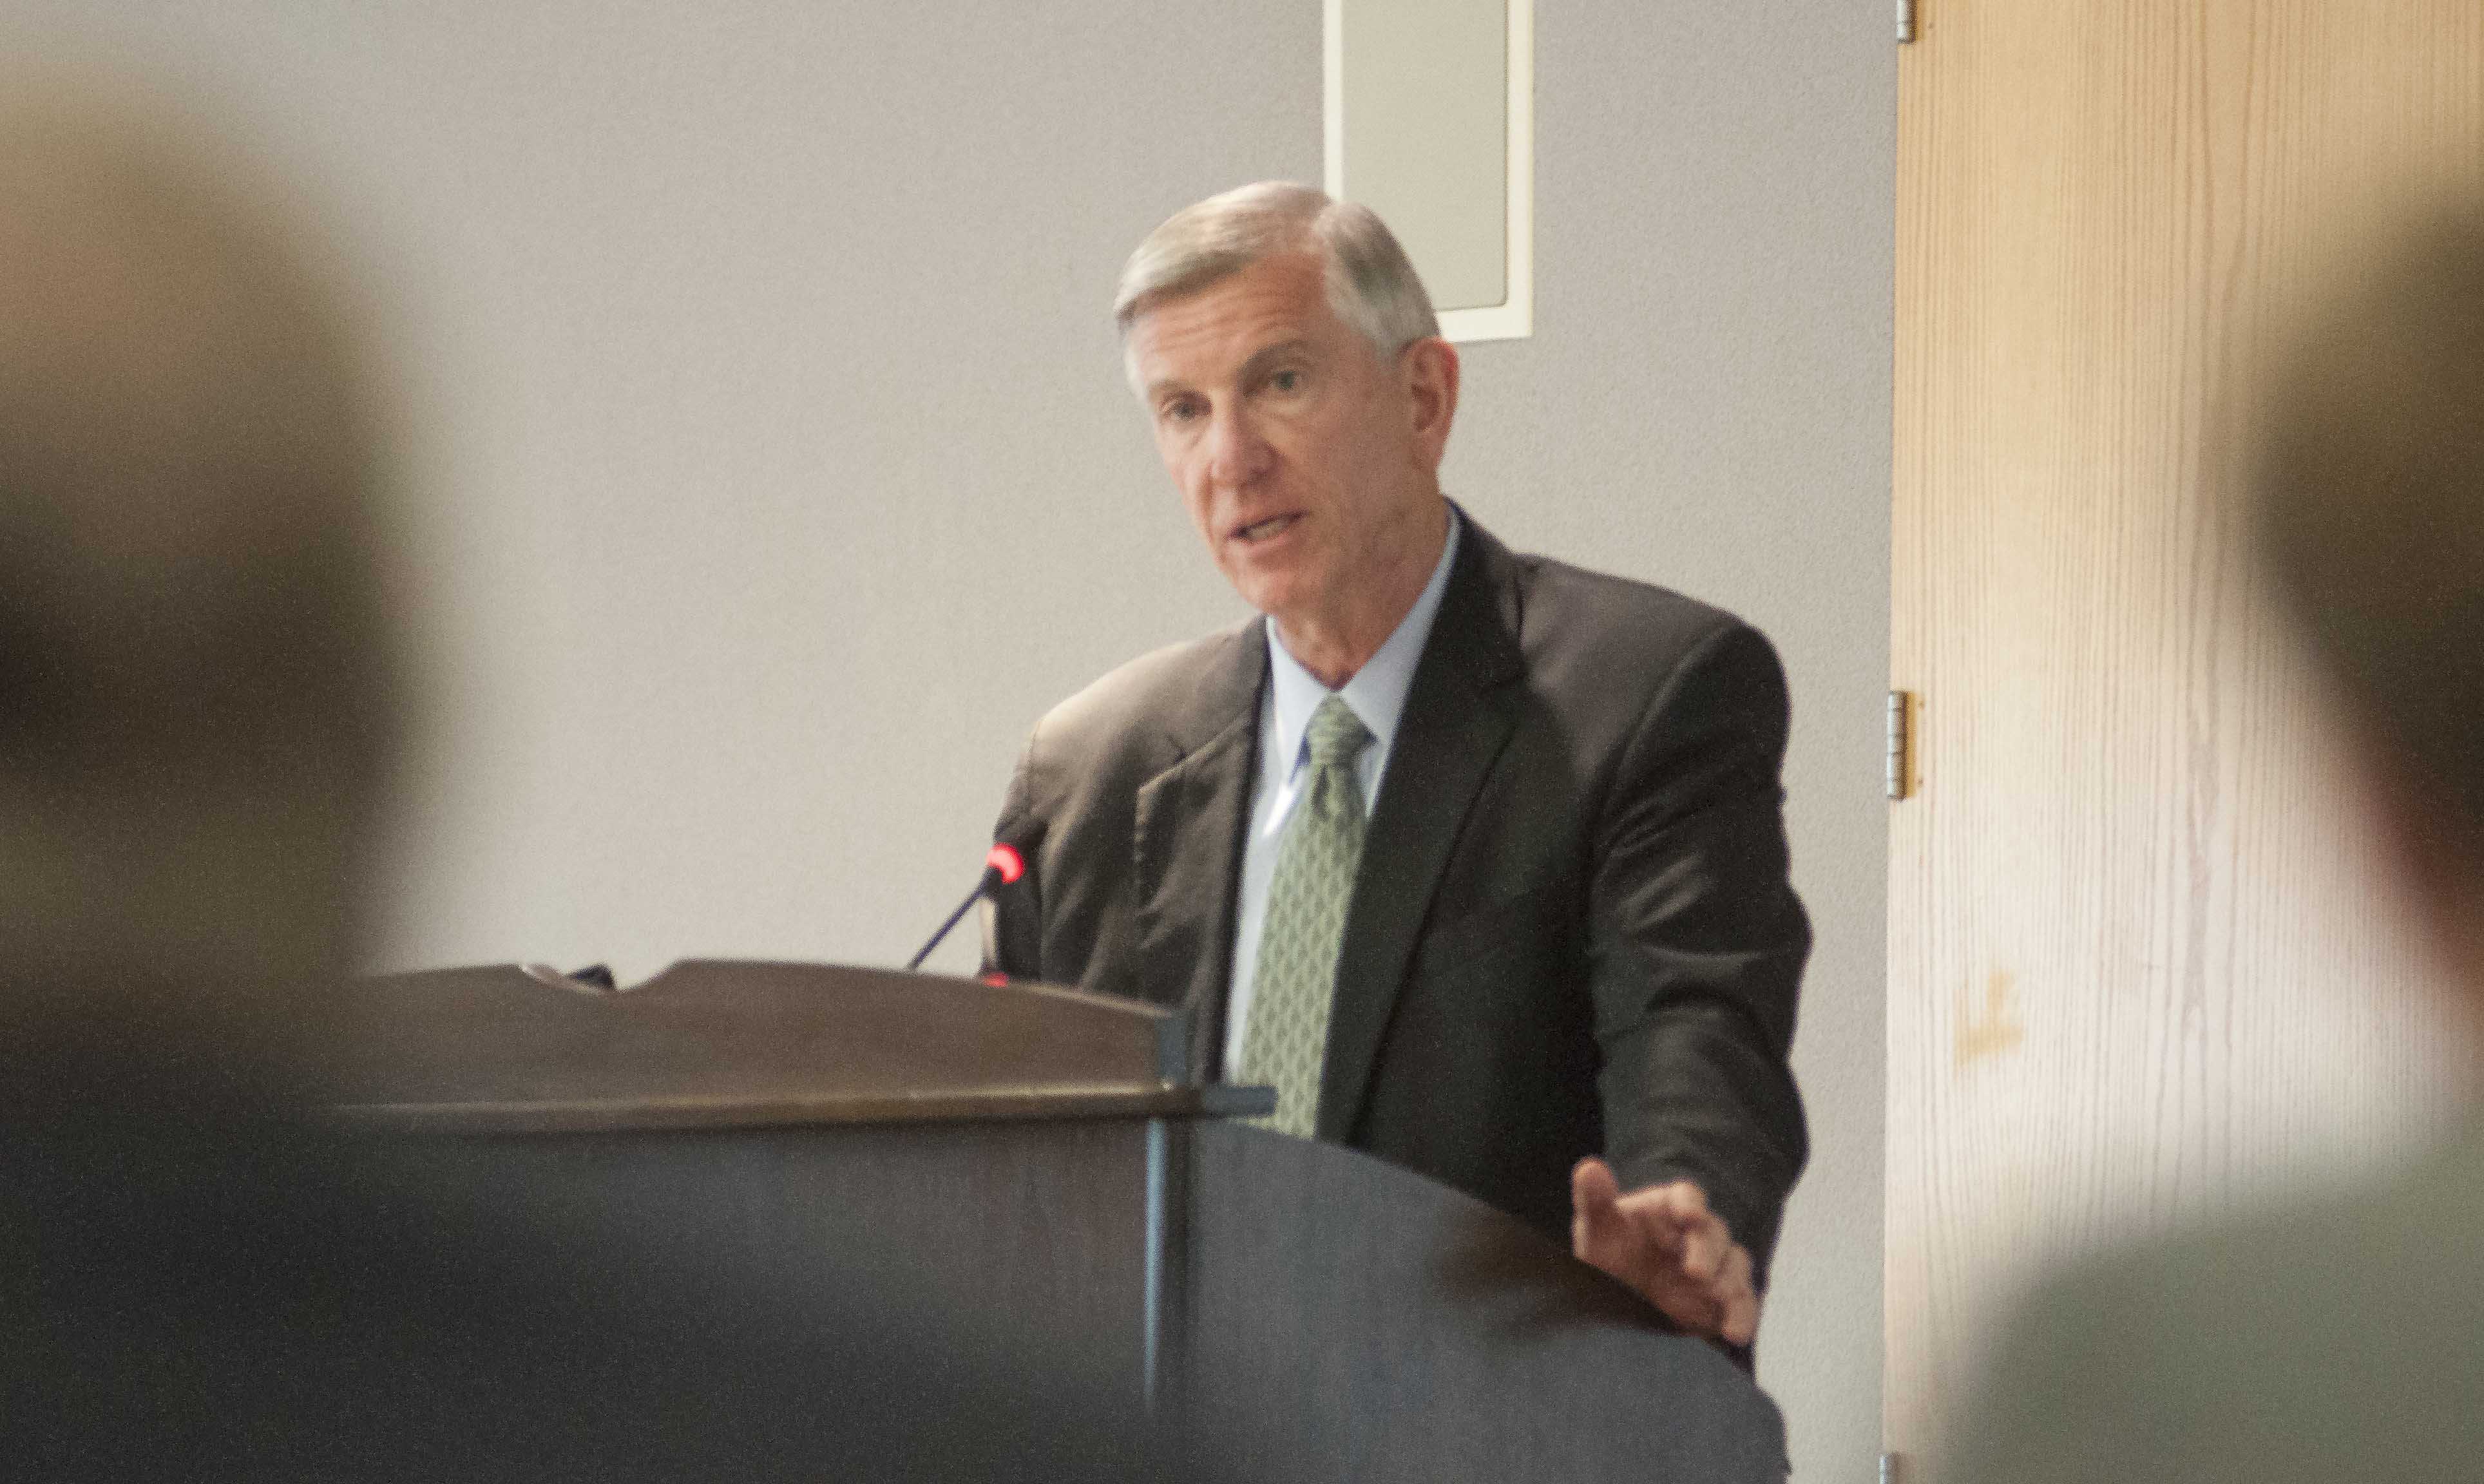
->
[14, 3, 1891, 1476]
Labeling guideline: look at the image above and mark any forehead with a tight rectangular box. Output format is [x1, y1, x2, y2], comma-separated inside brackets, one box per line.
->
[1128, 251, 1347, 387]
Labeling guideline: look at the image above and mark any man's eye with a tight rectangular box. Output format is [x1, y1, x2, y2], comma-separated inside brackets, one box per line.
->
[1270, 369, 1303, 392]
[1162, 399, 1204, 424]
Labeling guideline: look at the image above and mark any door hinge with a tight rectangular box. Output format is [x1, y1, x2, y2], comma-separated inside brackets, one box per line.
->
[1887, 690, 1915, 801]
[1897, 0, 1916, 43]
[1881, 1453, 1905, 1484]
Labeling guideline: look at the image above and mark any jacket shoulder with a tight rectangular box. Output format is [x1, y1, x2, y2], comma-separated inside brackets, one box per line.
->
[1004, 623, 1256, 831]
[1035, 628, 1241, 758]
[1502, 548, 1779, 689]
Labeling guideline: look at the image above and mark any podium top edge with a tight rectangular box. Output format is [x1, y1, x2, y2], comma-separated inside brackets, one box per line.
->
[333, 1081, 1273, 1136]
[644, 960, 1179, 1019]
[381, 959, 1177, 1022]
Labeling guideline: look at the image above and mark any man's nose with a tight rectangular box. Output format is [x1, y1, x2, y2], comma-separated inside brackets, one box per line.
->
[1205, 404, 1273, 488]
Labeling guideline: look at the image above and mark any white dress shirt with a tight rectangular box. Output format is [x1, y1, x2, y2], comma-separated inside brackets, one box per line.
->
[1222, 510, 1462, 1081]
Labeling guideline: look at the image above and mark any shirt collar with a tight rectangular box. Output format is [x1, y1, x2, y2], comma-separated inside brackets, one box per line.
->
[1265, 507, 1462, 773]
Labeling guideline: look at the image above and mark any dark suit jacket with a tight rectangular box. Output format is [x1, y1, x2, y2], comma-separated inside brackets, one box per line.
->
[987, 515, 1809, 1274]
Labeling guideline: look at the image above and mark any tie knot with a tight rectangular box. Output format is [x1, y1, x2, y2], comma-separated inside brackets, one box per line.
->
[1304, 695, 1372, 770]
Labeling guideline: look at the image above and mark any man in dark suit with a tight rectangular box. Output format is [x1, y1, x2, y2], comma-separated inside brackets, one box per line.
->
[987, 182, 1809, 1346]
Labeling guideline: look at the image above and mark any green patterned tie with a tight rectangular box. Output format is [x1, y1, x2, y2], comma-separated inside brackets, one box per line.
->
[1241, 694, 1373, 1139]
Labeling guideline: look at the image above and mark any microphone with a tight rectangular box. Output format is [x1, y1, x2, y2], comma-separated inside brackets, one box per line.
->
[906, 842, 1026, 971]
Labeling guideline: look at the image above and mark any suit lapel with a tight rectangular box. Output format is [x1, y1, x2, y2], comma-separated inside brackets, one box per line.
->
[1318, 520, 1527, 1141]
[1130, 624, 1266, 1080]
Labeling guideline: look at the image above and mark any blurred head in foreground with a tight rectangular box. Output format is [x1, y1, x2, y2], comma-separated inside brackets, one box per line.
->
[1949, 199, 2484, 1484]
[0, 89, 1164, 1483]
[0, 93, 397, 1098]
[2255, 202, 2484, 992]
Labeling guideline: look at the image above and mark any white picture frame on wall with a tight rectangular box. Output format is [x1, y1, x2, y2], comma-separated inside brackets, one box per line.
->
[1324, 0, 1534, 343]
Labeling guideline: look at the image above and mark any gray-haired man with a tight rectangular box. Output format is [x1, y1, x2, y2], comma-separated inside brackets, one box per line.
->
[987, 182, 1811, 1347]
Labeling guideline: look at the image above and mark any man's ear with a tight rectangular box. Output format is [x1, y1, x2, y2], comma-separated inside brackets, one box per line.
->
[1401, 336, 1461, 470]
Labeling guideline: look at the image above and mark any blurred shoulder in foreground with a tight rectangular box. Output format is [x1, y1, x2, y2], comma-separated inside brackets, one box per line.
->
[1950, 1132, 2484, 1483]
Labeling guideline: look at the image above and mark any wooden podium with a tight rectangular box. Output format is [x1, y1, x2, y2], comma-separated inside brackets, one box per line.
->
[330, 961, 1788, 1481]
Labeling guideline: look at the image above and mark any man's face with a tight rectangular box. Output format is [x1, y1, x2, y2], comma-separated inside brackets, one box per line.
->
[1127, 251, 1442, 634]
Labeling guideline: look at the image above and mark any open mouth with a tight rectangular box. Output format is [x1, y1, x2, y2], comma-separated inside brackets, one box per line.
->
[1234, 513, 1302, 544]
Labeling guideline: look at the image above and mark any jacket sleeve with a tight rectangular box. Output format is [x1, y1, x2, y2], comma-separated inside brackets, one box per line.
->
[1587, 618, 1810, 1284]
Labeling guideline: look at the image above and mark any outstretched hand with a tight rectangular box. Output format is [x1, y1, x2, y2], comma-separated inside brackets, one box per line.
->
[1570, 1159, 1759, 1346]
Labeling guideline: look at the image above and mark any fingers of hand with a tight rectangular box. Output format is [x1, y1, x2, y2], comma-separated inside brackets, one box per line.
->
[1647, 1238, 1755, 1341]
[1570, 1157, 1620, 1213]
[1569, 1159, 1625, 1261]
[1620, 1179, 1706, 1226]
[1616, 1186, 1753, 1342]
[1571, 1174, 1761, 1343]
[1615, 1181, 1717, 1263]
[1675, 1220, 1724, 1285]
[1645, 1271, 1728, 1338]
[1717, 1245, 1761, 1346]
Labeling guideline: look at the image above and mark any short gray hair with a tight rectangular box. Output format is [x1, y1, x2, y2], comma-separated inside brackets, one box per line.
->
[2254, 200, 2484, 855]
[1114, 182, 1438, 381]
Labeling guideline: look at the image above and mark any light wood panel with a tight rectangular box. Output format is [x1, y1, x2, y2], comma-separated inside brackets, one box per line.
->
[1888, 1, 2484, 1469]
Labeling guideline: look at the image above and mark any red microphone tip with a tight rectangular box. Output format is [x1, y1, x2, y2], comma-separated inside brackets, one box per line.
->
[986, 842, 1026, 884]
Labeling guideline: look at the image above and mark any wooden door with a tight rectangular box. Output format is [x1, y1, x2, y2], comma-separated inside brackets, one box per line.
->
[1887, 2, 2484, 1471]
